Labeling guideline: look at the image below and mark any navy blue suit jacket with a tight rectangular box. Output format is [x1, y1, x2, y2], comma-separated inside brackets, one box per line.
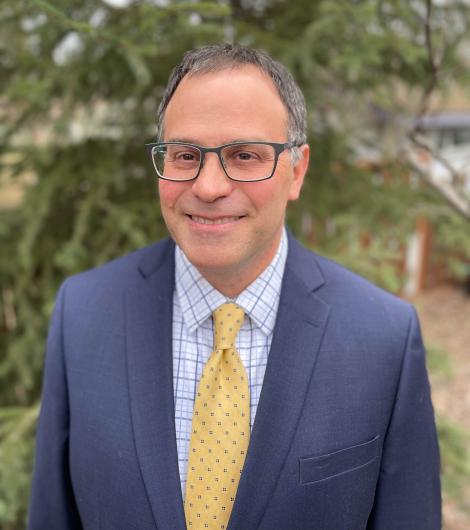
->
[29, 233, 441, 529]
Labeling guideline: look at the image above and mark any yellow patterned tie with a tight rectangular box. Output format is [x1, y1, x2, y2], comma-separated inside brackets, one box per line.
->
[184, 302, 250, 530]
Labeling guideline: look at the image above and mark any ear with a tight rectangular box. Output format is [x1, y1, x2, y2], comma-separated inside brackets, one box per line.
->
[288, 144, 310, 201]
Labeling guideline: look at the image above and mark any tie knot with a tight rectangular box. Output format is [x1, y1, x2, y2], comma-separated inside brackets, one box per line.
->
[212, 302, 245, 350]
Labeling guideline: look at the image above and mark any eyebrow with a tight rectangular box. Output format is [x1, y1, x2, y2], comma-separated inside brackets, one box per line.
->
[165, 137, 274, 145]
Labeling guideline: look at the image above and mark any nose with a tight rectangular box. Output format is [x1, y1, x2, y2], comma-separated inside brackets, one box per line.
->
[191, 152, 234, 202]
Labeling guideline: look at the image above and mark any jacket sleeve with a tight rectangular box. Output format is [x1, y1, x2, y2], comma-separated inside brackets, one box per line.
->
[367, 307, 441, 529]
[28, 280, 82, 530]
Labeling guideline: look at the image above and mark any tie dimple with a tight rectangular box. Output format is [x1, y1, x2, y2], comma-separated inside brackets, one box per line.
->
[184, 302, 250, 530]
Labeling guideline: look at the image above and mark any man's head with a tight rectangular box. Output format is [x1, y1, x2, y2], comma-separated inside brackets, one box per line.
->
[156, 43, 308, 162]
[155, 44, 310, 296]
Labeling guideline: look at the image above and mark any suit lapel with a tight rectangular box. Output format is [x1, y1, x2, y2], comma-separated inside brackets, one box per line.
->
[228, 236, 330, 530]
[125, 239, 187, 530]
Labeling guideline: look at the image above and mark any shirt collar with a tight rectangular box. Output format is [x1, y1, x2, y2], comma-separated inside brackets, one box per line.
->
[175, 227, 288, 336]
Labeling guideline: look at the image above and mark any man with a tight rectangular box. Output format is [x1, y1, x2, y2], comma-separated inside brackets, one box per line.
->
[29, 44, 441, 530]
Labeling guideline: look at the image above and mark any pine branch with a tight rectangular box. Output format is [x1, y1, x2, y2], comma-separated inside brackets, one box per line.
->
[405, 0, 470, 219]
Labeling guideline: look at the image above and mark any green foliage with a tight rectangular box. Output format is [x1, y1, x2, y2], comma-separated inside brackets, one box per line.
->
[426, 348, 469, 513]
[0, 406, 37, 524]
[437, 415, 470, 512]
[432, 207, 470, 281]
[1, 0, 469, 527]
[426, 345, 454, 380]
[427, 348, 469, 513]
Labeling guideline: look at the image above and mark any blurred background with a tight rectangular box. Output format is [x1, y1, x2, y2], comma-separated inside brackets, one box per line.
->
[0, 0, 469, 528]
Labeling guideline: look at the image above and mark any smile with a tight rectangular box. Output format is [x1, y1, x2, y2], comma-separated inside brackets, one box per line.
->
[189, 215, 243, 225]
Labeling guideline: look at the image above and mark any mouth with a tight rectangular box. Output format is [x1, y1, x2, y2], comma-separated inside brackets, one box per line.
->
[188, 215, 244, 225]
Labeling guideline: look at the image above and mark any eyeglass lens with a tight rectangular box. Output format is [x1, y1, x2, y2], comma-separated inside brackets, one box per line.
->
[152, 143, 277, 181]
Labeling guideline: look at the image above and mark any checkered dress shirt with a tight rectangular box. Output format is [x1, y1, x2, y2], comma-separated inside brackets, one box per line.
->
[172, 228, 288, 496]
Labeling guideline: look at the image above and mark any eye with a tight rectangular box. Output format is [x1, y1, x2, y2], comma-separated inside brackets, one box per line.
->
[234, 151, 258, 161]
[223, 144, 275, 168]
[167, 146, 200, 163]
[225, 147, 262, 162]
[175, 151, 198, 161]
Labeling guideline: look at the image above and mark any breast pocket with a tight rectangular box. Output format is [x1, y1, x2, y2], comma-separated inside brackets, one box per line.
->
[299, 434, 380, 485]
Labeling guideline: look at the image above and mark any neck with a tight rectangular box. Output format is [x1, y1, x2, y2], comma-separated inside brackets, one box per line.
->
[198, 269, 256, 299]
[196, 232, 283, 298]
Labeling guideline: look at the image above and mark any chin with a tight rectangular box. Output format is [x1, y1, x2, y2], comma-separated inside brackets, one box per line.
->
[186, 252, 237, 274]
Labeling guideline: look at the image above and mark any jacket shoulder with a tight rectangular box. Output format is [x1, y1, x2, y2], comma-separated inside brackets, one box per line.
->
[60, 238, 174, 301]
[298, 246, 419, 359]
[316, 252, 410, 311]
[288, 236, 415, 332]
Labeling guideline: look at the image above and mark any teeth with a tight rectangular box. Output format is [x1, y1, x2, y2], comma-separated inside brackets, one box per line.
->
[191, 215, 240, 225]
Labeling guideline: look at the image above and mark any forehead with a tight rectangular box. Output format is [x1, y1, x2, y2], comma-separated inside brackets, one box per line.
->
[163, 65, 288, 144]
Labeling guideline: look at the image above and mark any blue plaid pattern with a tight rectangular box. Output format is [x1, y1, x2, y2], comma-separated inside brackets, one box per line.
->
[172, 228, 288, 495]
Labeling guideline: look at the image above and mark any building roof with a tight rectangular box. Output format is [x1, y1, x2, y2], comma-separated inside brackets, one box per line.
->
[415, 112, 470, 130]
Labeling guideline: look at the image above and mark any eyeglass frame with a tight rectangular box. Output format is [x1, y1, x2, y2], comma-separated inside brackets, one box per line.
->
[144, 140, 296, 183]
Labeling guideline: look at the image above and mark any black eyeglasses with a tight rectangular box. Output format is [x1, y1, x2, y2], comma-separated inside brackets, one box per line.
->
[145, 141, 294, 182]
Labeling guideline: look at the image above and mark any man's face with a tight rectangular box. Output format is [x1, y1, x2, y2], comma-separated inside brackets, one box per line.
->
[158, 65, 309, 294]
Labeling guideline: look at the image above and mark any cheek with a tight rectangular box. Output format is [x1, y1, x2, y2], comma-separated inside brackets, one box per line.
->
[245, 188, 287, 223]
[248, 175, 291, 213]
[238, 184, 271, 213]
[158, 181, 184, 210]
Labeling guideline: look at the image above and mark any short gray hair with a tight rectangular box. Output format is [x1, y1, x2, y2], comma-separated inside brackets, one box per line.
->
[156, 43, 307, 164]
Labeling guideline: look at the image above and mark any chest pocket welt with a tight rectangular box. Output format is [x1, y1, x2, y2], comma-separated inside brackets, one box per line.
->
[299, 434, 380, 485]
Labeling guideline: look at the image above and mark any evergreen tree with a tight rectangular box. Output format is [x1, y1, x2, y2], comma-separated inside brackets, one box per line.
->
[0, 1, 468, 526]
